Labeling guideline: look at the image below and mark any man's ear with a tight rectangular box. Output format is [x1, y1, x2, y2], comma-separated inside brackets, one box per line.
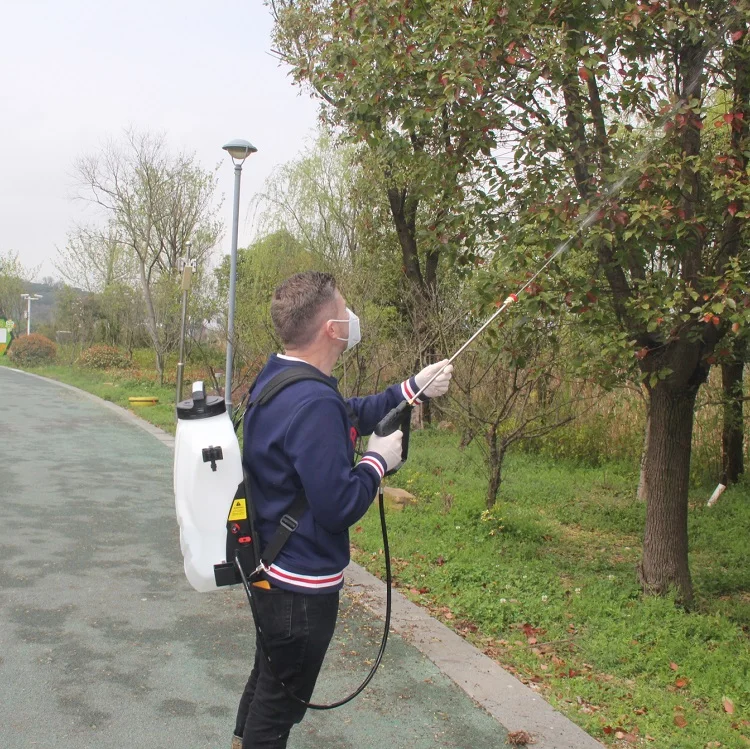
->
[322, 316, 338, 341]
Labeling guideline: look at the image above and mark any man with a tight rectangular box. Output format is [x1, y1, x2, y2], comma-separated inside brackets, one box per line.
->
[232, 271, 452, 749]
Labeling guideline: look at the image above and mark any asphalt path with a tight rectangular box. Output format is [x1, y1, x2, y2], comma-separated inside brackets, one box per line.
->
[0, 366, 518, 749]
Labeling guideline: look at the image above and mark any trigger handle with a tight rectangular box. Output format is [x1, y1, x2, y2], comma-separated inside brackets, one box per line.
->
[374, 400, 412, 475]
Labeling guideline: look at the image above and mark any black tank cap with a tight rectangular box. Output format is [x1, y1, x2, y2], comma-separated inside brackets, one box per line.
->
[176, 393, 227, 420]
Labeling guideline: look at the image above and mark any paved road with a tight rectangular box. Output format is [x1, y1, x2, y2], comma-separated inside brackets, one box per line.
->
[0, 367, 514, 749]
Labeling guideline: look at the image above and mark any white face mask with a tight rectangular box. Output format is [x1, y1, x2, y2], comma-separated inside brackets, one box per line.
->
[329, 307, 361, 351]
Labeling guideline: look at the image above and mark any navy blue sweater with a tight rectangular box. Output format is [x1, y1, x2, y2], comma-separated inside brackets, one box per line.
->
[242, 354, 424, 593]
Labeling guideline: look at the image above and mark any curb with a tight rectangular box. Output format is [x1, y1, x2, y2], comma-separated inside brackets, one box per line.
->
[3, 366, 603, 749]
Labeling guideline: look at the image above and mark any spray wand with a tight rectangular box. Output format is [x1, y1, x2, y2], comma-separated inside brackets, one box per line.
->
[372, 229, 580, 468]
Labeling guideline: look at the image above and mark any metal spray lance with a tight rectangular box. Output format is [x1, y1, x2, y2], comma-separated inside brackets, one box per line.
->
[372, 236, 573, 472]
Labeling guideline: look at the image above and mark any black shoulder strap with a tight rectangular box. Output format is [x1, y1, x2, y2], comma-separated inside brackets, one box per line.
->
[259, 491, 308, 568]
[253, 366, 337, 407]
[251, 366, 360, 432]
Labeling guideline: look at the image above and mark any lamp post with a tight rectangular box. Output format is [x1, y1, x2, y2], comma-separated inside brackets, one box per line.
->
[20, 293, 43, 335]
[176, 241, 196, 405]
[222, 138, 257, 408]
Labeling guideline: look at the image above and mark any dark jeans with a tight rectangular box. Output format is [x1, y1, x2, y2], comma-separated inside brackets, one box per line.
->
[234, 587, 339, 749]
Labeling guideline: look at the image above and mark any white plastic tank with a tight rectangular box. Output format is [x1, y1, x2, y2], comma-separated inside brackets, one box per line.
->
[174, 381, 243, 592]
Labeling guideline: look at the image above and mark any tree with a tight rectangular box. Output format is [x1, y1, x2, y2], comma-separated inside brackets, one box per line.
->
[54, 286, 103, 348]
[269, 1, 502, 357]
[56, 223, 135, 293]
[0, 250, 37, 323]
[270, 0, 750, 603]
[720, 342, 745, 485]
[73, 129, 222, 383]
[475, 1, 750, 603]
[257, 132, 365, 267]
[449, 324, 582, 508]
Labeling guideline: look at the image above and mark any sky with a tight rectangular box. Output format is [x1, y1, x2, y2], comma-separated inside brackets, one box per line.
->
[0, 0, 320, 281]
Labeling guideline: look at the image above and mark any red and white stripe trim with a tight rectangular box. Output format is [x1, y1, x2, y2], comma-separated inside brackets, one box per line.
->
[359, 453, 385, 479]
[265, 563, 345, 590]
[400, 378, 424, 404]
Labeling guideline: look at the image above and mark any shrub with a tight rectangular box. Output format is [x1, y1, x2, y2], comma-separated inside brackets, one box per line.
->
[8, 333, 57, 366]
[77, 345, 130, 369]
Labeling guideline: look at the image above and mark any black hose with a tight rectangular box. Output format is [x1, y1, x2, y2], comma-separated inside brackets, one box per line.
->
[235, 484, 392, 709]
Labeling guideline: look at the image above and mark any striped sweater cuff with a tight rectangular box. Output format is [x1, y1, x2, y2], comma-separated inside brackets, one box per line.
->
[359, 452, 387, 480]
[401, 376, 425, 404]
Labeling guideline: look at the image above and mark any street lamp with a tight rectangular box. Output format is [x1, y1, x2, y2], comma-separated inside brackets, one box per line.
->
[20, 293, 43, 335]
[222, 138, 257, 408]
[176, 241, 196, 405]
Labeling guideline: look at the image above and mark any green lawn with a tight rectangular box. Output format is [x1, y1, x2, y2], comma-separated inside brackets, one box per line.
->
[356, 431, 750, 748]
[3, 356, 748, 747]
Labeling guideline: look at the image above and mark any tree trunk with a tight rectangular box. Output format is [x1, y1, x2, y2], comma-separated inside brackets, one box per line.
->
[138, 261, 164, 384]
[637, 405, 650, 502]
[156, 350, 165, 386]
[638, 382, 696, 604]
[486, 426, 506, 509]
[721, 358, 744, 485]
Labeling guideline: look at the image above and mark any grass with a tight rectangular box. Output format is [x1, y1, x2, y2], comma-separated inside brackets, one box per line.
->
[3, 353, 749, 747]
[353, 430, 750, 748]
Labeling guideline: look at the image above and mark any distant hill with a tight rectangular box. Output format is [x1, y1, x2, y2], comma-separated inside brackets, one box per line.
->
[18, 281, 86, 327]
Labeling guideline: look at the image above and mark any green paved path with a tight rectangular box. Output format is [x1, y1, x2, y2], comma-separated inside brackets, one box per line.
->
[0, 367, 512, 749]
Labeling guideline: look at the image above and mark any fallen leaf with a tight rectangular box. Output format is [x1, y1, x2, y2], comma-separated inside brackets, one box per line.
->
[674, 715, 688, 728]
[723, 696, 735, 714]
[670, 662, 679, 671]
[616, 732, 638, 744]
[675, 678, 689, 688]
[507, 730, 535, 746]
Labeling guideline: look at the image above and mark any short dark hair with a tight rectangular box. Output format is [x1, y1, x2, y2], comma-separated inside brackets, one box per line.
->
[271, 271, 338, 348]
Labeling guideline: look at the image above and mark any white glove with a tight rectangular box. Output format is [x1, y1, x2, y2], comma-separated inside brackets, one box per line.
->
[414, 359, 453, 398]
[366, 429, 404, 474]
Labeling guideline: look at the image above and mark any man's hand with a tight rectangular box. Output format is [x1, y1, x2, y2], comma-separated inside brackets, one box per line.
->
[366, 429, 404, 473]
[414, 359, 453, 398]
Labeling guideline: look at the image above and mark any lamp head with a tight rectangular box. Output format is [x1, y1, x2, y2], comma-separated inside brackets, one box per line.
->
[222, 139, 258, 163]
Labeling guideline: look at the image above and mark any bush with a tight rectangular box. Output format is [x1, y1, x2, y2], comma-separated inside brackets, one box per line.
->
[77, 345, 130, 370]
[8, 333, 57, 366]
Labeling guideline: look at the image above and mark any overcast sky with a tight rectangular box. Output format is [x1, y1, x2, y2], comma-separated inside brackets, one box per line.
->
[0, 0, 320, 281]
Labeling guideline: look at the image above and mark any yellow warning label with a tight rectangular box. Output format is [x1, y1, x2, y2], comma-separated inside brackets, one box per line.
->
[228, 498, 247, 521]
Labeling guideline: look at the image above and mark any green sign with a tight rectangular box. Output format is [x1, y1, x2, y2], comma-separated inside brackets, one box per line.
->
[0, 319, 15, 356]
